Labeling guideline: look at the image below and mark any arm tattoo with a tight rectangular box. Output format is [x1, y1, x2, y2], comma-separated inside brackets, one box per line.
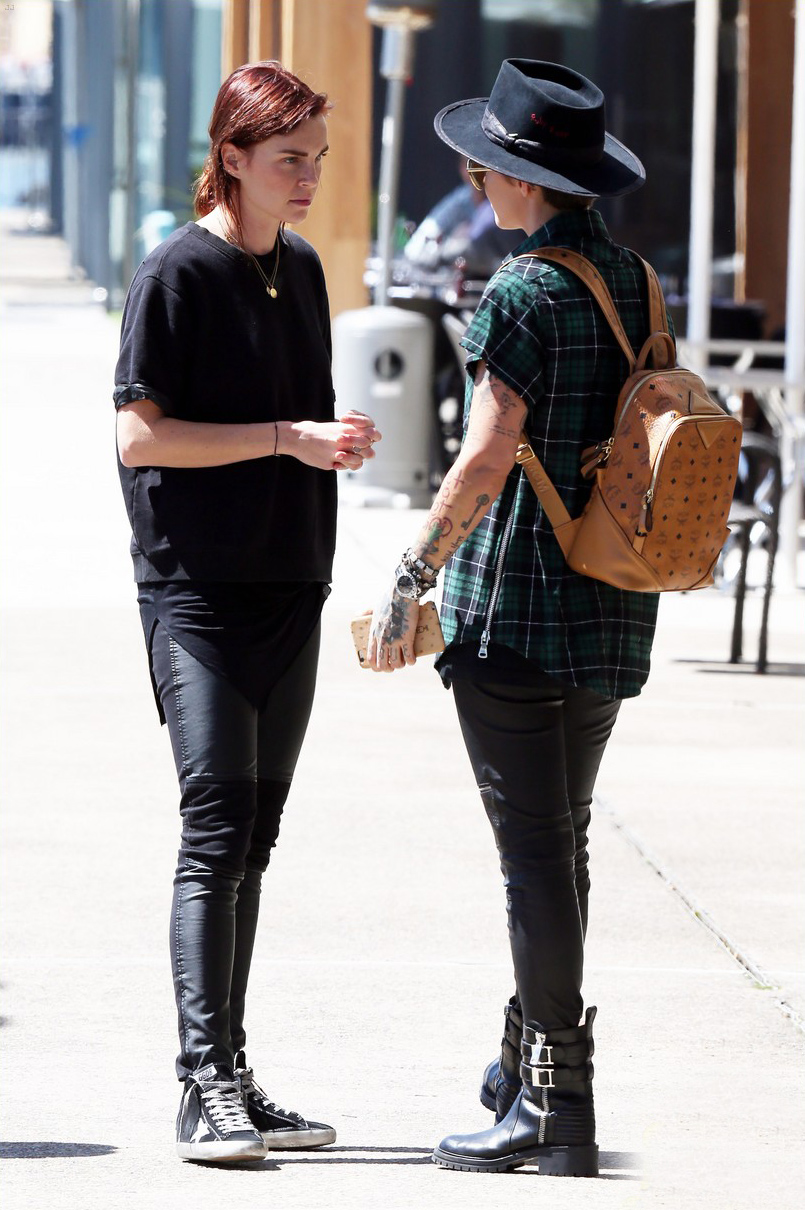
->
[423, 515, 453, 556]
[460, 493, 490, 531]
[489, 422, 519, 439]
[387, 594, 409, 641]
[487, 373, 519, 414]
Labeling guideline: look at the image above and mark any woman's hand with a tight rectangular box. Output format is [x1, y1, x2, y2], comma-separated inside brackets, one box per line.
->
[280, 411, 382, 471]
[365, 583, 419, 672]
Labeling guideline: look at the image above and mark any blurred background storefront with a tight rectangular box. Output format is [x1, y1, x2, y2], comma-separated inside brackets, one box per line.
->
[0, 0, 795, 333]
[1, 0, 802, 580]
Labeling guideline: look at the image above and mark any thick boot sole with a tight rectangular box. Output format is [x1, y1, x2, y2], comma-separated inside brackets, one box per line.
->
[432, 1142, 598, 1176]
[478, 1080, 497, 1113]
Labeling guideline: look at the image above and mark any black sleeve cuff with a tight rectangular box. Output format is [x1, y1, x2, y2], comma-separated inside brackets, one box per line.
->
[113, 382, 174, 414]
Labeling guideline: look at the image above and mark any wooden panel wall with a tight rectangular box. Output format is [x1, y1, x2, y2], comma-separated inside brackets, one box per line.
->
[221, 0, 372, 318]
[744, 0, 795, 336]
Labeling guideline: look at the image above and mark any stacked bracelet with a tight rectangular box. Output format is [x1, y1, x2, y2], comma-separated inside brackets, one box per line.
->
[401, 549, 438, 596]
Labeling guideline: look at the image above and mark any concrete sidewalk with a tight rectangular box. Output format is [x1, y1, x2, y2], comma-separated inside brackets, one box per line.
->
[1, 210, 803, 1210]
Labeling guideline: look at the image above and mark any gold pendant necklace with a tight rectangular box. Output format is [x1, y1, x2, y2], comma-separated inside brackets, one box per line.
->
[246, 239, 280, 299]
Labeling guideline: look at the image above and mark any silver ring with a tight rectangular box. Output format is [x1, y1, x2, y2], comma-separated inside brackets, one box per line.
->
[352, 445, 361, 454]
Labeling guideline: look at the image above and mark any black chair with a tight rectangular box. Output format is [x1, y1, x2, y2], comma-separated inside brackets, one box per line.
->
[727, 432, 783, 673]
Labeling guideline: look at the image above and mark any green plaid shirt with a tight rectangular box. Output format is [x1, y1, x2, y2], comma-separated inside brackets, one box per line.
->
[439, 208, 662, 700]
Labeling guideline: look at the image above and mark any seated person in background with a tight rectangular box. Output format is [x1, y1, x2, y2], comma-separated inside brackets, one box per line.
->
[404, 157, 518, 279]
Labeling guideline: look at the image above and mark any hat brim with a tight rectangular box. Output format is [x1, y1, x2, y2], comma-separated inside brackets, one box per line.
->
[434, 97, 645, 198]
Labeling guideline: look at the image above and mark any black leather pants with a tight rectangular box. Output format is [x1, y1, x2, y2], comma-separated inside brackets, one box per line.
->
[452, 674, 620, 1030]
[150, 619, 320, 1080]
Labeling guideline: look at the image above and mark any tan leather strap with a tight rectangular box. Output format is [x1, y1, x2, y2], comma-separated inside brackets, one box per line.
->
[507, 247, 637, 371]
[515, 437, 574, 556]
[633, 254, 674, 369]
[506, 246, 675, 371]
[505, 246, 674, 541]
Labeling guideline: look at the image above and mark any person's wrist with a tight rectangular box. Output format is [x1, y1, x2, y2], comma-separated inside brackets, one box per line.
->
[401, 549, 438, 593]
[274, 420, 294, 457]
[395, 551, 438, 601]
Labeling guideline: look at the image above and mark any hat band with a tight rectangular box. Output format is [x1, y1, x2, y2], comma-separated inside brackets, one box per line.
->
[481, 109, 604, 169]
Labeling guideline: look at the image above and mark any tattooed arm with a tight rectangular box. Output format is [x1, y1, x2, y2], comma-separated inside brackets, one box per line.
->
[366, 361, 527, 672]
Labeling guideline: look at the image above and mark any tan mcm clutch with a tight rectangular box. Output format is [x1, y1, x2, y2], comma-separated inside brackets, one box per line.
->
[350, 601, 445, 667]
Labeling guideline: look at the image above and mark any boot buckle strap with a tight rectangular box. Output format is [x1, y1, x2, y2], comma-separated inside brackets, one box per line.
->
[522, 1034, 553, 1065]
[524, 1065, 555, 1088]
[521, 1031, 555, 1088]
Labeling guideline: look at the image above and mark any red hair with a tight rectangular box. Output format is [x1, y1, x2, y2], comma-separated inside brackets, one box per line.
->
[194, 61, 331, 246]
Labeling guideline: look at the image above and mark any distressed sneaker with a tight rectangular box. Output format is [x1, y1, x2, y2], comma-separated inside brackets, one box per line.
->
[234, 1051, 336, 1150]
[176, 1063, 268, 1163]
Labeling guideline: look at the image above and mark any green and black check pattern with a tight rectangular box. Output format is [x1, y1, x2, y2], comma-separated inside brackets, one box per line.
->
[440, 209, 664, 699]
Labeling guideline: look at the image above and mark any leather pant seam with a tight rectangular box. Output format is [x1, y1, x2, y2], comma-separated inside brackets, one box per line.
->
[168, 636, 189, 772]
[174, 877, 189, 1070]
[168, 636, 190, 1065]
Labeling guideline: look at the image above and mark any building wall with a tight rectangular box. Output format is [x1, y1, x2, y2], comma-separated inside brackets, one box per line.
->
[744, 0, 795, 337]
[221, 0, 372, 318]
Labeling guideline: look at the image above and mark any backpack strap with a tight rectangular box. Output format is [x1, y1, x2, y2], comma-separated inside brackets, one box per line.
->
[506, 246, 675, 371]
[514, 439, 574, 555]
[506, 247, 637, 372]
[503, 245, 674, 543]
[633, 253, 674, 370]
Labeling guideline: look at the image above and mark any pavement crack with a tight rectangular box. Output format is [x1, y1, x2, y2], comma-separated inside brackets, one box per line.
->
[594, 794, 805, 1035]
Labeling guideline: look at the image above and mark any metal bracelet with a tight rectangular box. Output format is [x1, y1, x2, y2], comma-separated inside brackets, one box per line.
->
[401, 549, 438, 586]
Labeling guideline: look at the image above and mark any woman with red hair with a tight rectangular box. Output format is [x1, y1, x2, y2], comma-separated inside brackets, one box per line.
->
[114, 61, 379, 1163]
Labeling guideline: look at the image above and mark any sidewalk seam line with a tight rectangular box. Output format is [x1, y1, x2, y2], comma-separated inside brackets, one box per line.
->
[594, 794, 805, 1035]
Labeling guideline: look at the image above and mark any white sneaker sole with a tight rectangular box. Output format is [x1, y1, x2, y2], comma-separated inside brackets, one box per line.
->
[176, 1139, 268, 1162]
[262, 1124, 336, 1150]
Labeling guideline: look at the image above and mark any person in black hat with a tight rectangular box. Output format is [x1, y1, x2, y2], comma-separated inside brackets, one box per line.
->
[365, 60, 667, 1175]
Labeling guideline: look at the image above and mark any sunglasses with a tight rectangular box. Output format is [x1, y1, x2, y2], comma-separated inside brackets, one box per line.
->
[466, 159, 489, 192]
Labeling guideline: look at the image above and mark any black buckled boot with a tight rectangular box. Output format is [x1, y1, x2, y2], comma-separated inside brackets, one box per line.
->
[434, 1007, 597, 1175]
[478, 996, 523, 1120]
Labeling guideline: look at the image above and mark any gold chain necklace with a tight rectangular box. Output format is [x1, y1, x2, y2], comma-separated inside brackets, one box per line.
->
[246, 239, 280, 299]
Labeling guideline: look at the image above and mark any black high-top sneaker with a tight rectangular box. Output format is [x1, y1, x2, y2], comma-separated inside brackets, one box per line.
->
[433, 1007, 598, 1176]
[234, 1052, 336, 1150]
[176, 1063, 267, 1163]
[478, 995, 523, 1120]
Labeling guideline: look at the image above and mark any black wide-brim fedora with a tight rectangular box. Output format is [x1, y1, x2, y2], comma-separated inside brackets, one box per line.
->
[434, 59, 645, 198]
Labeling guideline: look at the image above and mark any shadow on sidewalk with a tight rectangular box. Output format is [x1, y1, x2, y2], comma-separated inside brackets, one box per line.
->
[675, 658, 805, 677]
[0, 1142, 118, 1159]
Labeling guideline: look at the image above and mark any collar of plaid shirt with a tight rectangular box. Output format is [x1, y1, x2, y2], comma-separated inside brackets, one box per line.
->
[438, 208, 660, 700]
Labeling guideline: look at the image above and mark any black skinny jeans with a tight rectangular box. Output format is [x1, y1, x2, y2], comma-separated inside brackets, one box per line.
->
[452, 673, 621, 1031]
[150, 619, 320, 1081]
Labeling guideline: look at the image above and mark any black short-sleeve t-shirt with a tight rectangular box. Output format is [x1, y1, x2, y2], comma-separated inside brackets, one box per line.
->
[114, 222, 337, 583]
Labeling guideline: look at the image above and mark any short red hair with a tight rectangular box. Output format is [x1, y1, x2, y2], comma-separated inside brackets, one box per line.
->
[194, 60, 330, 246]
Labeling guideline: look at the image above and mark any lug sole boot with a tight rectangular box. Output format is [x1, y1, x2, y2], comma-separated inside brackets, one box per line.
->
[478, 996, 523, 1120]
[434, 1007, 598, 1176]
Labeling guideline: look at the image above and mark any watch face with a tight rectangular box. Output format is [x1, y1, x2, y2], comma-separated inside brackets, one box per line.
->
[395, 571, 418, 599]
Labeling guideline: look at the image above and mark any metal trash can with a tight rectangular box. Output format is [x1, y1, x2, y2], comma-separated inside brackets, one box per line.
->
[333, 305, 433, 507]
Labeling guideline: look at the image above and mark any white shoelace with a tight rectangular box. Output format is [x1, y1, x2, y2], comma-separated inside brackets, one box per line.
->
[201, 1082, 256, 1135]
[238, 1068, 300, 1122]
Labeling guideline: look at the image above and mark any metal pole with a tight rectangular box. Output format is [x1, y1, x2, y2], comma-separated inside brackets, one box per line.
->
[686, 0, 720, 368]
[375, 25, 414, 306]
[780, 0, 805, 586]
[123, 0, 140, 295]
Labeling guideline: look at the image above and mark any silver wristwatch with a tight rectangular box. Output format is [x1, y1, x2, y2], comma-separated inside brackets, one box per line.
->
[394, 562, 423, 600]
[394, 551, 438, 600]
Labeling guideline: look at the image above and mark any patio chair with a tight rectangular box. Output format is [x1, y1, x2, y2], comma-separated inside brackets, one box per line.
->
[728, 432, 783, 673]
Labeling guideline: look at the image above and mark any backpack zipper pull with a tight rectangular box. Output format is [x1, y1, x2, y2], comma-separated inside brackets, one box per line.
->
[580, 436, 613, 479]
[637, 487, 654, 536]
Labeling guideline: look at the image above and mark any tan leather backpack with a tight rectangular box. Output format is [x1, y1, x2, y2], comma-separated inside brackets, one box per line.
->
[513, 247, 743, 592]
